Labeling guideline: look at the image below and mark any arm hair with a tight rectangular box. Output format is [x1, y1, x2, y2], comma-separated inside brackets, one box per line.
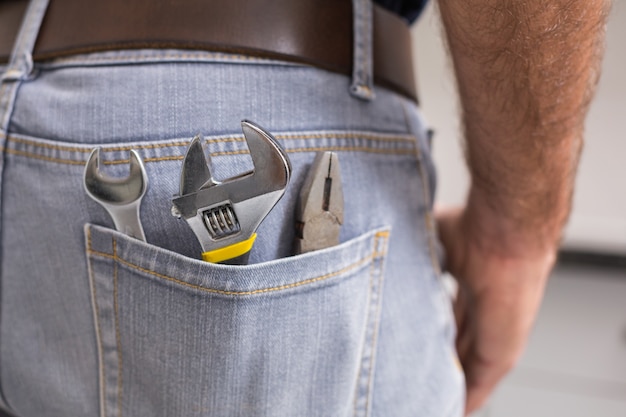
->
[438, 0, 610, 253]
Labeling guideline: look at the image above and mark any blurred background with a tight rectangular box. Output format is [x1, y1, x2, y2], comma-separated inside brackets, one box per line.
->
[411, 1, 626, 415]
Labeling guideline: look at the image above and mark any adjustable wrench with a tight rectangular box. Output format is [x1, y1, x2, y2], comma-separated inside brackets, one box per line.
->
[83, 148, 148, 241]
[171, 120, 291, 264]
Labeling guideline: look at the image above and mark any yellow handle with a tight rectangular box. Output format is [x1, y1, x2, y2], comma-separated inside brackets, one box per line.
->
[201, 233, 257, 263]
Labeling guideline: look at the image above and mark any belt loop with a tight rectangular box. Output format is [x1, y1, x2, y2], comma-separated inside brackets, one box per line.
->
[0, 0, 49, 131]
[350, 0, 375, 101]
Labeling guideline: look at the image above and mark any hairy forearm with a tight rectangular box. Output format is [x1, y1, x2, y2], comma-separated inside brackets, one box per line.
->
[438, 0, 610, 254]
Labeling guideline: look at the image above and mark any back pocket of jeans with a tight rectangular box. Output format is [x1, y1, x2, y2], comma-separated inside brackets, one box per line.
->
[85, 223, 390, 417]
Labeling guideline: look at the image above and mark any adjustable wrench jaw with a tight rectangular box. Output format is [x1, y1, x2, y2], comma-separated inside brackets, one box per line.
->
[171, 120, 291, 263]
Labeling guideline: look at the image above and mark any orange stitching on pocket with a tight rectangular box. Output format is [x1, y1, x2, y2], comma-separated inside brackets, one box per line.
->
[364, 232, 388, 416]
[5, 128, 416, 165]
[289, 146, 413, 156]
[7, 137, 89, 153]
[97, 141, 190, 152]
[3, 147, 85, 165]
[275, 132, 414, 143]
[87, 226, 93, 252]
[353, 231, 387, 417]
[205, 132, 415, 144]
[210, 146, 415, 158]
[374, 230, 389, 240]
[6, 135, 236, 153]
[284, 146, 414, 156]
[7, 136, 191, 153]
[112, 239, 124, 417]
[6, 131, 414, 154]
[205, 136, 245, 144]
[87, 242, 386, 296]
[102, 155, 184, 165]
[353, 233, 377, 416]
[86, 229, 108, 417]
[4, 144, 415, 165]
[208, 149, 250, 157]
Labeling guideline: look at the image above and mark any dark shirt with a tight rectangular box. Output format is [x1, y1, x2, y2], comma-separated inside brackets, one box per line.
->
[374, 0, 428, 23]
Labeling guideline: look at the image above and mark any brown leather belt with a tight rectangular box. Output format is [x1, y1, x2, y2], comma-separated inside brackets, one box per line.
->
[0, 0, 417, 101]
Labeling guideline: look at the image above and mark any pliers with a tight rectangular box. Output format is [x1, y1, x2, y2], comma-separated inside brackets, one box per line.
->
[294, 151, 344, 254]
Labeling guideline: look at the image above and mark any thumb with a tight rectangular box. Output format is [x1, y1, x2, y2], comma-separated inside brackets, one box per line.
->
[433, 205, 465, 275]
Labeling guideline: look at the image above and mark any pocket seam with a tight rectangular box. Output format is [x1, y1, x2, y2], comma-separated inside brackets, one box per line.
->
[352, 231, 390, 417]
[112, 240, 123, 417]
[87, 228, 391, 297]
[86, 235, 108, 417]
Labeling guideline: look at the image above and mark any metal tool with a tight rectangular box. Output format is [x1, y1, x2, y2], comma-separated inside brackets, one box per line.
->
[171, 120, 291, 265]
[84, 148, 148, 241]
[294, 151, 343, 254]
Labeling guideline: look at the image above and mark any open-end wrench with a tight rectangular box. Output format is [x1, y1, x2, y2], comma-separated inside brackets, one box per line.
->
[171, 120, 291, 265]
[84, 148, 148, 241]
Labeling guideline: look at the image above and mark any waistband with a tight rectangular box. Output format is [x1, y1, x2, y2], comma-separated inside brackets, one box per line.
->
[0, 0, 418, 102]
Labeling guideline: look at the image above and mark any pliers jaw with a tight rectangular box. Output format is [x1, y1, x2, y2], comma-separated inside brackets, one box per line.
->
[294, 151, 344, 254]
[172, 120, 291, 264]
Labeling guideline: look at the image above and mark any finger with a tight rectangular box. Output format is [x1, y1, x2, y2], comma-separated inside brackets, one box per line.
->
[433, 205, 463, 221]
[454, 290, 472, 364]
[463, 353, 509, 415]
[453, 283, 468, 332]
[465, 379, 498, 416]
[454, 320, 469, 359]
[433, 206, 462, 252]
[433, 206, 467, 277]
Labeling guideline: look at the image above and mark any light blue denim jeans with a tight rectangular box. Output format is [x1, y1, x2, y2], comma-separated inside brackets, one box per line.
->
[0, 1, 464, 416]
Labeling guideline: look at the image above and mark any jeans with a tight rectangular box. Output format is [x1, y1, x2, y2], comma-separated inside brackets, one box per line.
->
[0, 2, 464, 416]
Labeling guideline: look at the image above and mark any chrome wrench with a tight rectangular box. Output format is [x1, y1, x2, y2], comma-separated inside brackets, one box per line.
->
[171, 120, 291, 264]
[83, 148, 148, 241]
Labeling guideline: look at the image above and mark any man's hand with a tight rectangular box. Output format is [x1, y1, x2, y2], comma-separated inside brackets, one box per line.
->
[436, 206, 555, 415]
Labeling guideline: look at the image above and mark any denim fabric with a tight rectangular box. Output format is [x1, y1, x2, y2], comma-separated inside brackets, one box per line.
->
[0, 3, 464, 417]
